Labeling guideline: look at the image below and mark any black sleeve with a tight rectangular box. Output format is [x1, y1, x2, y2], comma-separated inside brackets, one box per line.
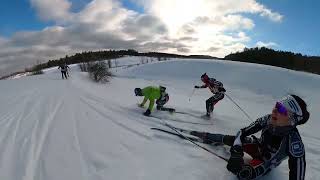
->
[288, 130, 306, 180]
[240, 114, 270, 138]
[289, 154, 306, 180]
[200, 84, 207, 88]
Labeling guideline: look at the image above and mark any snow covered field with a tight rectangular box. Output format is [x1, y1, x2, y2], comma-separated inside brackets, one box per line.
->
[0, 57, 319, 180]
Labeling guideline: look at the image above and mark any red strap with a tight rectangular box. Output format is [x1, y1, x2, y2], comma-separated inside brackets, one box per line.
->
[249, 159, 264, 167]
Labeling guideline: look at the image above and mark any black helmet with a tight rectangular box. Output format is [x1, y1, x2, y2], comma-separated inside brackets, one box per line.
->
[201, 73, 209, 82]
[134, 88, 143, 96]
[290, 95, 309, 125]
[278, 94, 310, 126]
[160, 86, 166, 92]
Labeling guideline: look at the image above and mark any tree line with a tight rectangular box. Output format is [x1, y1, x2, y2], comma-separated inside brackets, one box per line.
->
[17, 49, 218, 76]
[2, 47, 319, 79]
[224, 47, 320, 74]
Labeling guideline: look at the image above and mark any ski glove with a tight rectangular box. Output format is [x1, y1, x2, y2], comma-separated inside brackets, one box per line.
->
[218, 87, 226, 92]
[227, 145, 244, 175]
[194, 86, 200, 89]
[144, 109, 151, 116]
[238, 165, 255, 179]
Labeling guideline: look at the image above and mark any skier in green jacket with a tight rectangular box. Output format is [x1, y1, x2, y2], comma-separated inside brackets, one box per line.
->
[134, 86, 171, 116]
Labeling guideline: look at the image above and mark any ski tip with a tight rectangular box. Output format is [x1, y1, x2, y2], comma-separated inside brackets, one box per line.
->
[200, 114, 212, 120]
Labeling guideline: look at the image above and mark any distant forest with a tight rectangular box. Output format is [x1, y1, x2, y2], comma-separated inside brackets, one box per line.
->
[1, 49, 217, 79]
[225, 47, 320, 74]
[1, 47, 320, 79]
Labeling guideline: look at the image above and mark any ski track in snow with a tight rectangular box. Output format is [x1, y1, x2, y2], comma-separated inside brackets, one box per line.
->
[0, 58, 320, 180]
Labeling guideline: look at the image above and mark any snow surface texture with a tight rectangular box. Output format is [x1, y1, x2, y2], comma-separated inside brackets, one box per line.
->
[0, 57, 319, 180]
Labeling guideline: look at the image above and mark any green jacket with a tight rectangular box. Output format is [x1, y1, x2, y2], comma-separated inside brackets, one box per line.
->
[141, 86, 161, 111]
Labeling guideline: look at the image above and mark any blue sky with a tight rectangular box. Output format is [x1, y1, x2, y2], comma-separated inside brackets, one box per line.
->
[246, 0, 320, 56]
[0, 0, 48, 36]
[0, 0, 140, 36]
[0, 0, 318, 55]
[0, 0, 319, 75]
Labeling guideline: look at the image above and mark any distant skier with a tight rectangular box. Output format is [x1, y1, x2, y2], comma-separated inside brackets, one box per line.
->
[194, 73, 226, 118]
[134, 86, 171, 116]
[188, 94, 309, 180]
[58, 63, 70, 79]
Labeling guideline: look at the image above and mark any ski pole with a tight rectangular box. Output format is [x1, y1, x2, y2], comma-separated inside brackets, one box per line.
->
[189, 88, 196, 102]
[163, 121, 228, 161]
[224, 93, 254, 122]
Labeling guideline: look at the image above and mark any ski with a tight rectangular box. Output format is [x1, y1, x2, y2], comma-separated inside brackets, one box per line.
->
[164, 123, 194, 134]
[151, 128, 201, 142]
[174, 111, 212, 120]
[149, 115, 211, 125]
[157, 107, 176, 112]
[160, 124, 224, 146]
[150, 124, 223, 146]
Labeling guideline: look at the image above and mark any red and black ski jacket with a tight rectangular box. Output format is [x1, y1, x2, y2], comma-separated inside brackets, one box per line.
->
[200, 78, 226, 94]
[240, 114, 306, 180]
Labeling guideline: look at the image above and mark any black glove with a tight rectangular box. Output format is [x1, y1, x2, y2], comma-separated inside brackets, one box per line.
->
[194, 86, 200, 89]
[238, 165, 255, 180]
[218, 87, 226, 92]
[144, 109, 151, 116]
[227, 145, 244, 175]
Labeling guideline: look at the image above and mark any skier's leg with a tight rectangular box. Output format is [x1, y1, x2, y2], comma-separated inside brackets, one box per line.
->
[190, 131, 236, 145]
[156, 98, 174, 112]
[206, 96, 214, 115]
[63, 72, 67, 79]
[190, 131, 260, 147]
[243, 144, 261, 159]
[233, 137, 267, 179]
[61, 72, 64, 79]
[210, 92, 225, 110]
[156, 105, 162, 110]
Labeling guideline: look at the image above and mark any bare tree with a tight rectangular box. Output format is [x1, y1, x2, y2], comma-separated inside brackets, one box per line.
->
[114, 59, 118, 67]
[88, 62, 112, 83]
[108, 59, 112, 68]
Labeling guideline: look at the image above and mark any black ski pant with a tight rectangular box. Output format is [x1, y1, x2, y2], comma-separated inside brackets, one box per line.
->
[156, 98, 168, 110]
[61, 71, 67, 79]
[206, 92, 224, 113]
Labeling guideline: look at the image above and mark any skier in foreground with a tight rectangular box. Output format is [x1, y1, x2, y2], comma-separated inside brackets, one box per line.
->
[134, 86, 171, 116]
[188, 94, 309, 179]
[194, 73, 226, 118]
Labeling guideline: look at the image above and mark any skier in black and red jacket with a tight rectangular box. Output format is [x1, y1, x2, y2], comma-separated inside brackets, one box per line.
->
[194, 73, 226, 118]
[190, 94, 309, 180]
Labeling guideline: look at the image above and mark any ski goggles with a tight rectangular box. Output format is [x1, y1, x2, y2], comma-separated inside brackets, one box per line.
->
[277, 95, 304, 125]
[275, 102, 288, 116]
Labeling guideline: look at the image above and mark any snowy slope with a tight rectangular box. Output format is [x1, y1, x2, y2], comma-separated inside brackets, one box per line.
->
[0, 58, 319, 180]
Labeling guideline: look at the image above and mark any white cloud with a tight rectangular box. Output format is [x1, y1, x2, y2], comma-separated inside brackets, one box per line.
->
[256, 41, 278, 48]
[0, 0, 283, 76]
[136, 0, 282, 57]
[30, 0, 74, 23]
[0, 36, 8, 46]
